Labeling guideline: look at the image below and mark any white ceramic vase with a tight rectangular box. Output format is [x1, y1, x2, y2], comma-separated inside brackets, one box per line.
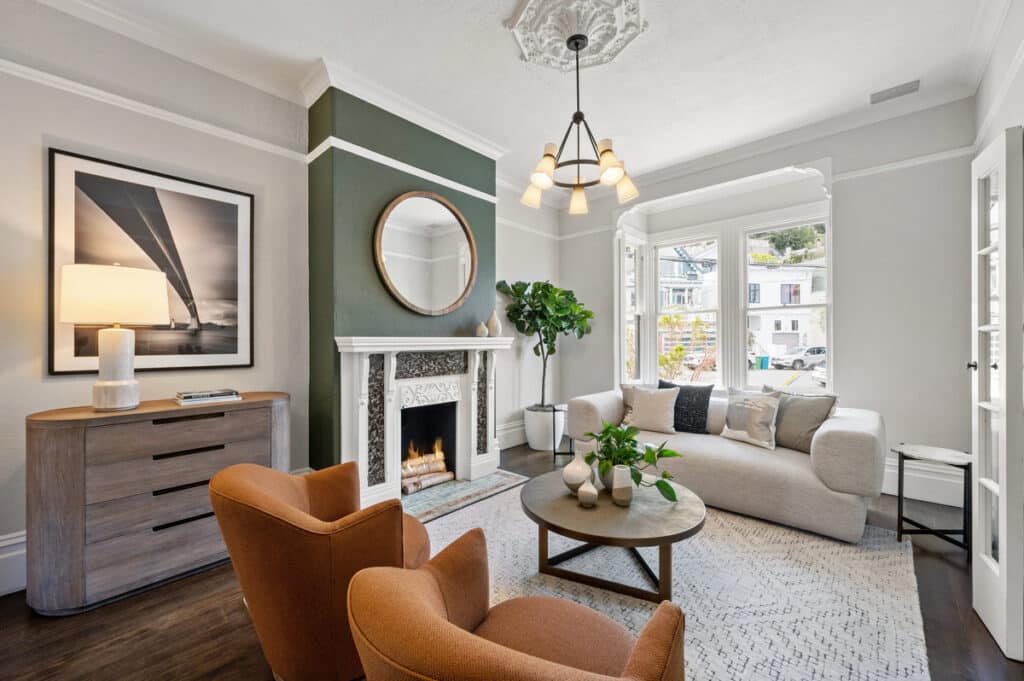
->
[577, 478, 598, 508]
[486, 310, 502, 336]
[561, 450, 594, 495]
[611, 464, 634, 507]
[475, 321, 489, 337]
[524, 406, 565, 451]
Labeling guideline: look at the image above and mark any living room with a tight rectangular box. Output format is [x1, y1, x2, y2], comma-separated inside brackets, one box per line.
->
[1, 1, 1022, 680]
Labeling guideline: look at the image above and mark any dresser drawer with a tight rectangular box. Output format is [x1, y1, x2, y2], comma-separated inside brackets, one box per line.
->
[86, 408, 270, 465]
[85, 514, 226, 603]
[86, 483, 213, 544]
[86, 439, 270, 504]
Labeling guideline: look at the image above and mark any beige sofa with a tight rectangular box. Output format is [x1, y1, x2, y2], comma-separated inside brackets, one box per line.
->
[567, 390, 887, 543]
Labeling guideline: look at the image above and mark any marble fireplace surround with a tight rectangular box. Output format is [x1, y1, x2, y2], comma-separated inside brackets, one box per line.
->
[335, 336, 513, 507]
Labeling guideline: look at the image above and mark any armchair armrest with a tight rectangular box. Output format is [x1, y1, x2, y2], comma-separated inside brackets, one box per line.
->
[810, 408, 886, 498]
[424, 528, 490, 632]
[304, 461, 361, 520]
[622, 601, 685, 681]
[568, 390, 625, 441]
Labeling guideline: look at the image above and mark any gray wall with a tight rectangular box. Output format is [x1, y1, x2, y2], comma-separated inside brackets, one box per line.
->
[0, 7, 309, 548]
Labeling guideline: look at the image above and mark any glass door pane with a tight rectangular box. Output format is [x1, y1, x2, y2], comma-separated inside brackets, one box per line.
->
[622, 244, 640, 381]
[657, 239, 719, 385]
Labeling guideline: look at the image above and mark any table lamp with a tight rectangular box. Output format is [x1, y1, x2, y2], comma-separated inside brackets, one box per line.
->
[59, 264, 171, 411]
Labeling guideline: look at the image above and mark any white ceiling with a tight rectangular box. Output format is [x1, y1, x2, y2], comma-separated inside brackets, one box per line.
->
[39, 0, 1009, 186]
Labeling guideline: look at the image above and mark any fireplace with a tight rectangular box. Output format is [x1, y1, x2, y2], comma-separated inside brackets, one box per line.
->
[400, 401, 456, 494]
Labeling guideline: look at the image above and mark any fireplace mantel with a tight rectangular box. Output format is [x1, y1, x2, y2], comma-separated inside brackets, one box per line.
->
[334, 335, 513, 507]
[335, 336, 513, 353]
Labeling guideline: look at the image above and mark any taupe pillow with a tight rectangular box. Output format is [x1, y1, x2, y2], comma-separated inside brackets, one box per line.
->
[620, 383, 655, 424]
[762, 386, 837, 453]
[721, 388, 780, 450]
[622, 386, 679, 433]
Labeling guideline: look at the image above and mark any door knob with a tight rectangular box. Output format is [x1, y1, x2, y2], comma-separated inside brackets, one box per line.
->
[967, 361, 978, 370]
[991, 362, 998, 370]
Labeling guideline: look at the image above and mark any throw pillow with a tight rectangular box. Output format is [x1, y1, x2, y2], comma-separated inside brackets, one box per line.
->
[620, 383, 655, 424]
[622, 386, 679, 433]
[658, 380, 714, 433]
[721, 387, 780, 450]
[762, 386, 837, 453]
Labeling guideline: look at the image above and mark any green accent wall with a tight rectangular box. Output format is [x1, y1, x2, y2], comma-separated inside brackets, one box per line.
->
[308, 87, 496, 469]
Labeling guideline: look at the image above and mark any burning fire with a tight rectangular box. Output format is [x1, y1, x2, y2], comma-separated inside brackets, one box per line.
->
[407, 437, 444, 460]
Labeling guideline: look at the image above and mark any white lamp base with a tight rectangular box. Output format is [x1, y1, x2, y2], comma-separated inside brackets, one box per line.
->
[93, 327, 140, 411]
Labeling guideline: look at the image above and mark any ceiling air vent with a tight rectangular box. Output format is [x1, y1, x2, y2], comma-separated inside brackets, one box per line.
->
[870, 80, 920, 105]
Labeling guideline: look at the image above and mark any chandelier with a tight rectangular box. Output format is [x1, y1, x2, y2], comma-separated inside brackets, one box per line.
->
[520, 33, 638, 215]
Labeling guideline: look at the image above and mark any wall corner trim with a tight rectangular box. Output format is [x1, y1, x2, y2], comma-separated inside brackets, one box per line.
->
[307, 136, 497, 204]
[0, 531, 27, 597]
[301, 58, 508, 161]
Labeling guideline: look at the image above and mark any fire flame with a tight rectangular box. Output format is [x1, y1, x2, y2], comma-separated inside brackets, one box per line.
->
[407, 437, 444, 460]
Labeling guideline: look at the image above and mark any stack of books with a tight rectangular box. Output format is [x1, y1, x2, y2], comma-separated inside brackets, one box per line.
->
[175, 389, 242, 406]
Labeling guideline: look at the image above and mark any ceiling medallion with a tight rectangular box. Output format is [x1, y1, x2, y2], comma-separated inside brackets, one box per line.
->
[508, 0, 647, 71]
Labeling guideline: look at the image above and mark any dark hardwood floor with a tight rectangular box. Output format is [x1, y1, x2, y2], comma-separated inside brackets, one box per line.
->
[0, 444, 1020, 680]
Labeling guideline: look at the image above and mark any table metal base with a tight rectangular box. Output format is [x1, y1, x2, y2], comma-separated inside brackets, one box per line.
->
[537, 527, 672, 603]
[896, 451, 972, 563]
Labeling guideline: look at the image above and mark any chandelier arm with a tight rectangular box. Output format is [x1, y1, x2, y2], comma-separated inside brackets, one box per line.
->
[581, 119, 601, 158]
[554, 119, 576, 163]
[576, 120, 581, 183]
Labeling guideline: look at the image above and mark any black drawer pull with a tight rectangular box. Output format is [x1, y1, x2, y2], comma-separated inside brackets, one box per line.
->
[153, 479, 210, 496]
[152, 512, 214, 532]
[153, 412, 226, 425]
[152, 444, 225, 461]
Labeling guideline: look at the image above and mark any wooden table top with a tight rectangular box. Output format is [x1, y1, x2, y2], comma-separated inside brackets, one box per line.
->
[26, 391, 289, 426]
[520, 470, 706, 547]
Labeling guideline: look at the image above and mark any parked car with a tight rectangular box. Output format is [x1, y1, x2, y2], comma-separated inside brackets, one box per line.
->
[683, 352, 715, 370]
[771, 346, 827, 370]
[812, 361, 828, 387]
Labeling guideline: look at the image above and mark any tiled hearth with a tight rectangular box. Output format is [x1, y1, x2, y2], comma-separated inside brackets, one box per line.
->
[335, 336, 513, 507]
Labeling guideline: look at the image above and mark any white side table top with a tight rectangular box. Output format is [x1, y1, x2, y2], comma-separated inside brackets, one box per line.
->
[891, 443, 971, 466]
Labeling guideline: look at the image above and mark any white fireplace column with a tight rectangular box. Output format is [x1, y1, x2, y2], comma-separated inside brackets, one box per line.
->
[335, 336, 513, 508]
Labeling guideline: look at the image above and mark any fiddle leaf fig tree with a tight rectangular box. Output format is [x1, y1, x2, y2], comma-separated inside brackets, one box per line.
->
[496, 280, 594, 407]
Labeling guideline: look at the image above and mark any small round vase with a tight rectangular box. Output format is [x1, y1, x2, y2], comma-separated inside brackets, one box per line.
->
[611, 464, 633, 507]
[562, 450, 594, 495]
[475, 322, 489, 337]
[577, 479, 598, 508]
[486, 310, 502, 336]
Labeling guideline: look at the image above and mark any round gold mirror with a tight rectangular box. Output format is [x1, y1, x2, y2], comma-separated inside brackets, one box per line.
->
[374, 191, 477, 316]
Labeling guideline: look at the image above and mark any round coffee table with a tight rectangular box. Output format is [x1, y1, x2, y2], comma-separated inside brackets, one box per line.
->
[520, 470, 706, 603]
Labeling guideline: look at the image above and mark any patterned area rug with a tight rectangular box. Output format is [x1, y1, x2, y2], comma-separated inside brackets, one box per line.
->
[401, 470, 528, 523]
[427, 487, 930, 681]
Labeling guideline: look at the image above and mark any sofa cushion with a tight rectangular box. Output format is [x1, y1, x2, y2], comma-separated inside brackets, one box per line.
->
[638, 429, 869, 543]
[623, 386, 678, 433]
[763, 387, 837, 453]
[474, 596, 635, 675]
[658, 380, 713, 433]
[721, 388, 780, 449]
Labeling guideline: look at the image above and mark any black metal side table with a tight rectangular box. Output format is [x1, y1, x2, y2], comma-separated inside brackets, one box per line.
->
[892, 443, 972, 561]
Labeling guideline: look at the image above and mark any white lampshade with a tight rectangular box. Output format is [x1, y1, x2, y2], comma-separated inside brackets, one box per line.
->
[60, 264, 170, 325]
[615, 170, 639, 205]
[520, 182, 544, 209]
[568, 185, 589, 215]
[597, 139, 624, 186]
[529, 143, 557, 189]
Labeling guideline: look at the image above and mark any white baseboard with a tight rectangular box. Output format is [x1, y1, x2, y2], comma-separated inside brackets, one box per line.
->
[0, 531, 27, 596]
[881, 456, 965, 507]
[497, 420, 526, 448]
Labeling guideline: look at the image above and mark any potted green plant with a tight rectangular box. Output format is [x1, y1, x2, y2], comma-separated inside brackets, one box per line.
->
[584, 422, 681, 502]
[496, 280, 594, 450]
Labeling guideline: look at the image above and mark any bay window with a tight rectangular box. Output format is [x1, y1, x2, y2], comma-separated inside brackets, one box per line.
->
[617, 204, 831, 393]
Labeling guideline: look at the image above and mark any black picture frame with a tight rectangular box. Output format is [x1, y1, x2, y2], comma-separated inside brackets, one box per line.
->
[48, 148, 255, 374]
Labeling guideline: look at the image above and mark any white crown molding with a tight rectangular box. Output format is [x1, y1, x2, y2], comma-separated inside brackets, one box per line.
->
[308, 136, 497, 204]
[496, 216, 558, 240]
[496, 175, 568, 210]
[302, 58, 508, 161]
[961, 0, 1014, 96]
[335, 336, 514, 353]
[975, 11, 1024, 146]
[0, 56, 306, 162]
[634, 166, 825, 216]
[832, 145, 976, 183]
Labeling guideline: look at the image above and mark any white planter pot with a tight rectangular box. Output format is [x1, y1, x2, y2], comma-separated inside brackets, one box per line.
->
[524, 405, 566, 451]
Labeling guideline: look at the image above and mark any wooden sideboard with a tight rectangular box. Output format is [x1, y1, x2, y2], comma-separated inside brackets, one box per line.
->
[26, 391, 289, 615]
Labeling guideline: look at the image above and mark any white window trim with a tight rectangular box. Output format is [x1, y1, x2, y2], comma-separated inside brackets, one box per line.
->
[614, 199, 834, 393]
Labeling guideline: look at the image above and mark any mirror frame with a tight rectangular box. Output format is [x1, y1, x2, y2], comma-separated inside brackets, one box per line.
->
[373, 191, 478, 316]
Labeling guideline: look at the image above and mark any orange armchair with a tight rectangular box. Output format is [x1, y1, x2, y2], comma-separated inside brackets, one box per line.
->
[209, 462, 430, 681]
[348, 528, 685, 681]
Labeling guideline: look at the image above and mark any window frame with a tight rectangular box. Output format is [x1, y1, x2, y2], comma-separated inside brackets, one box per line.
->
[615, 200, 833, 393]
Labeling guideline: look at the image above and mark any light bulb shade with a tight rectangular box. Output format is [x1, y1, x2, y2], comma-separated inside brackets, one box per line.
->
[568, 185, 589, 215]
[520, 183, 543, 209]
[600, 157, 625, 185]
[60, 264, 170, 325]
[530, 144, 557, 189]
[615, 172, 639, 205]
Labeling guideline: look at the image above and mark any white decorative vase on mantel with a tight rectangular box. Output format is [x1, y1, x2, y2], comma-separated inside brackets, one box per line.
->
[524, 404, 565, 451]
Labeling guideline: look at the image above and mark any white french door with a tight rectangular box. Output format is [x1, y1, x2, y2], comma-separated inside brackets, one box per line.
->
[971, 127, 1024, 661]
